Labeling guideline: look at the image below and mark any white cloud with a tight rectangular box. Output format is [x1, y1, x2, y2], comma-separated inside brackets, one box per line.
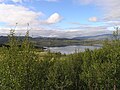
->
[69, 22, 82, 25]
[0, 25, 112, 38]
[88, 17, 97, 22]
[12, 0, 22, 3]
[47, 13, 62, 24]
[76, 0, 120, 22]
[0, 3, 43, 26]
[0, 0, 59, 3]
[0, 4, 62, 29]
[42, 13, 62, 24]
[0, 0, 113, 38]
[0, 4, 63, 37]
[0, 0, 23, 3]
[0, 0, 4, 2]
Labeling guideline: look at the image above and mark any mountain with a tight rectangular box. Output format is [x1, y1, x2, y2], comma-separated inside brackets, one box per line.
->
[72, 34, 114, 40]
[0, 36, 32, 44]
[0, 34, 117, 43]
[0, 36, 8, 44]
[0, 34, 118, 47]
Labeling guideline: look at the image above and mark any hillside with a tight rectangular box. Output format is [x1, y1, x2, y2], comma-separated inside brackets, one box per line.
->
[73, 34, 114, 40]
[0, 34, 114, 47]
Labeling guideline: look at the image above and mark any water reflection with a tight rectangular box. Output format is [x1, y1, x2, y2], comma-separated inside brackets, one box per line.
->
[47, 45, 101, 54]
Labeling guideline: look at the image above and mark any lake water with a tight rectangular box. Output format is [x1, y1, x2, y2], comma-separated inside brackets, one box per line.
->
[47, 45, 101, 54]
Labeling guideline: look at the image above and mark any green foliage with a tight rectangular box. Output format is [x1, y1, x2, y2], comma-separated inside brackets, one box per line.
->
[0, 30, 120, 90]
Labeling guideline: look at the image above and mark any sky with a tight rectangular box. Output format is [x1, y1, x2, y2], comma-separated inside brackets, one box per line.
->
[0, 0, 120, 38]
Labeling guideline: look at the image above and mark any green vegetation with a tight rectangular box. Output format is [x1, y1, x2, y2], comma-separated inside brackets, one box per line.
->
[0, 36, 103, 47]
[0, 30, 120, 90]
[33, 38, 102, 47]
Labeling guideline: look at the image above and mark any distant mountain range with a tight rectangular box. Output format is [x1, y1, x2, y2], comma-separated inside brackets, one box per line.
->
[72, 34, 114, 40]
[31, 34, 115, 40]
[0, 34, 118, 47]
[0, 34, 117, 44]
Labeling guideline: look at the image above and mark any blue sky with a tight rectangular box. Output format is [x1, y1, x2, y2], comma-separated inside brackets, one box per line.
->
[0, 0, 120, 38]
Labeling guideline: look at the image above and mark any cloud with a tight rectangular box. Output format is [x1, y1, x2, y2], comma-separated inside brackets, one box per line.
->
[0, 0, 4, 2]
[0, 25, 112, 38]
[0, 3, 43, 26]
[69, 22, 82, 25]
[0, 0, 59, 3]
[76, 0, 120, 22]
[46, 13, 62, 24]
[0, 4, 62, 28]
[0, 0, 23, 3]
[88, 17, 98, 22]
[42, 13, 62, 24]
[105, 21, 120, 27]
[11, 0, 22, 3]
[0, 0, 113, 38]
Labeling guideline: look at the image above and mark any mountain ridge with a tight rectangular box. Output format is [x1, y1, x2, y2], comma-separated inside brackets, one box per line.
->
[72, 34, 113, 40]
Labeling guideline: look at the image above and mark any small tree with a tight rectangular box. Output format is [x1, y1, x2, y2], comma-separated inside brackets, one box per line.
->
[113, 27, 119, 40]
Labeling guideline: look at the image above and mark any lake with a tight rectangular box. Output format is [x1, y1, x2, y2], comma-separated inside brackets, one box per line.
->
[46, 45, 101, 54]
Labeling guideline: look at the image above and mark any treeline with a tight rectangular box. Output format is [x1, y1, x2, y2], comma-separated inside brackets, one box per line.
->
[0, 31, 120, 90]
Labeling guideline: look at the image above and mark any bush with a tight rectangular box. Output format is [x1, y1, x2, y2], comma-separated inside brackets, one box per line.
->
[0, 30, 120, 90]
